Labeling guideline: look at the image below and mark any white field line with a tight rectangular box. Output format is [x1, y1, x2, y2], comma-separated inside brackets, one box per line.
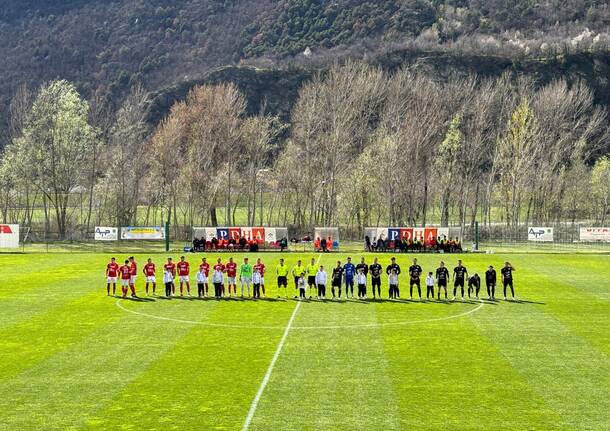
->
[241, 300, 301, 431]
[115, 298, 484, 330]
[241, 253, 322, 430]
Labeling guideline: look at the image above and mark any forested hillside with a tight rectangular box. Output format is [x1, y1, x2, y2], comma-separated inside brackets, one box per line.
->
[0, 0, 609, 144]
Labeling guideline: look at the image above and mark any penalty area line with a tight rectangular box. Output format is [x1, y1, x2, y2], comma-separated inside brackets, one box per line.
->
[241, 300, 301, 431]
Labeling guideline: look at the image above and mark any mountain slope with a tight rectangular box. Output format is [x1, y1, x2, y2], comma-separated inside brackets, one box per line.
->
[0, 0, 609, 142]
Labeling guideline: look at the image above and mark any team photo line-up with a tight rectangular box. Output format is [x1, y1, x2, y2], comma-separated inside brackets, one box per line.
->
[105, 256, 517, 301]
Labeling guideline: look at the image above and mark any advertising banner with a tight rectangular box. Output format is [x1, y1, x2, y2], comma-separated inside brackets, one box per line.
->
[365, 227, 460, 243]
[579, 227, 610, 242]
[0, 224, 19, 248]
[388, 228, 401, 242]
[94, 226, 118, 241]
[527, 227, 554, 242]
[229, 227, 241, 241]
[194, 227, 286, 244]
[121, 226, 165, 240]
[265, 228, 277, 243]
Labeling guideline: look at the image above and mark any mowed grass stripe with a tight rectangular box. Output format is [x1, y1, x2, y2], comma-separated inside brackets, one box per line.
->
[380, 306, 563, 430]
[247, 298, 402, 430]
[83, 301, 298, 430]
[514, 254, 610, 301]
[0, 311, 203, 431]
[0, 271, 109, 329]
[0, 292, 124, 381]
[473, 298, 610, 429]
[516, 266, 610, 357]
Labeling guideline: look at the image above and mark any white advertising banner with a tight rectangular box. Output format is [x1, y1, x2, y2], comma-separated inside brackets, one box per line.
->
[0, 224, 19, 248]
[264, 228, 277, 243]
[94, 226, 118, 241]
[580, 227, 610, 242]
[528, 227, 554, 242]
[121, 226, 165, 240]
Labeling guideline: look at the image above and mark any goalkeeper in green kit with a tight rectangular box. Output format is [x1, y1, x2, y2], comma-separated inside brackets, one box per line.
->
[240, 257, 253, 297]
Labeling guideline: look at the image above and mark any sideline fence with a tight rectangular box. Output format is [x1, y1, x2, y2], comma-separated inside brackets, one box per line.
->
[3, 223, 610, 253]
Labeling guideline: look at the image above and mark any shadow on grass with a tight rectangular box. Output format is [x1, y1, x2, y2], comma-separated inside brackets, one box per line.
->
[120, 296, 155, 302]
[508, 299, 545, 305]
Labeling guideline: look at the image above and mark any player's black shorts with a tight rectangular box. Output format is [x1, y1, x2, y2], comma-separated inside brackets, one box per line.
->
[294, 276, 300, 286]
[308, 276, 316, 286]
[503, 279, 513, 288]
[371, 277, 381, 288]
[332, 279, 341, 287]
[410, 278, 420, 287]
[486, 281, 495, 287]
[438, 279, 447, 287]
[277, 276, 287, 287]
[454, 278, 464, 288]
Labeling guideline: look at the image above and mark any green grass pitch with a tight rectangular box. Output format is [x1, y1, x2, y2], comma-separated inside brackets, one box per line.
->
[1, 251, 609, 430]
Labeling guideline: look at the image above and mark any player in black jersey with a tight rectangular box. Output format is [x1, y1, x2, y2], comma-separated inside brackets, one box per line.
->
[331, 261, 344, 299]
[355, 257, 368, 276]
[435, 261, 450, 300]
[369, 257, 382, 299]
[386, 257, 401, 298]
[468, 273, 481, 299]
[485, 265, 497, 300]
[408, 258, 423, 300]
[501, 261, 516, 300]
[452, 260, 468, 301]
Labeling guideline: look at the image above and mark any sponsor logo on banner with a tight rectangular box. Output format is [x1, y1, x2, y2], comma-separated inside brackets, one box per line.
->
[437, 227, 450, 239]
[0, 224, 19, 248]
[265, 228, 277, 243]
[424, 228, 438, 241]
[580, 227, 610, 242]
[241, 227, 252, 240]
[229, 227, 241, 241]
[413, 228, 425, 241]
[528, 227, 553, 242]
[251, 227, 265, 243]
[388, 228, 401, 242]
[94, 226, 118, 241]
[216, 228, 229, 240]
[400, 228, 413, 240]
[121, 226, 165, 240]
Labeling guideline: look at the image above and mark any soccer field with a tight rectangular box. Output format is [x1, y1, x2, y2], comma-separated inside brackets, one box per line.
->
[1, 251, 609, 430]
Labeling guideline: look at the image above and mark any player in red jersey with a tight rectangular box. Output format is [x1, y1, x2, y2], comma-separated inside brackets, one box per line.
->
[143, 258, 156, 296]
[177, 255, 191, 297]
[163, 257, 177, 296]
[119, 260, 132, 298]
[254, 258, 266, 298]
[105, 257, 119, 296]
[199, 257, 210, 297]
[213, 258, 226, 297]
[225, 257, 237, 297]
[128, 256, 137, 296]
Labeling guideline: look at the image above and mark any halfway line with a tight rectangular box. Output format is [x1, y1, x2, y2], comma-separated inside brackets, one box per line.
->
[241, 253, 320, 430]
[241, 300, 301, 431]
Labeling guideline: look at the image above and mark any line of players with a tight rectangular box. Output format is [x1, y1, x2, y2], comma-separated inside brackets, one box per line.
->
[105, 256, 517, 301]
